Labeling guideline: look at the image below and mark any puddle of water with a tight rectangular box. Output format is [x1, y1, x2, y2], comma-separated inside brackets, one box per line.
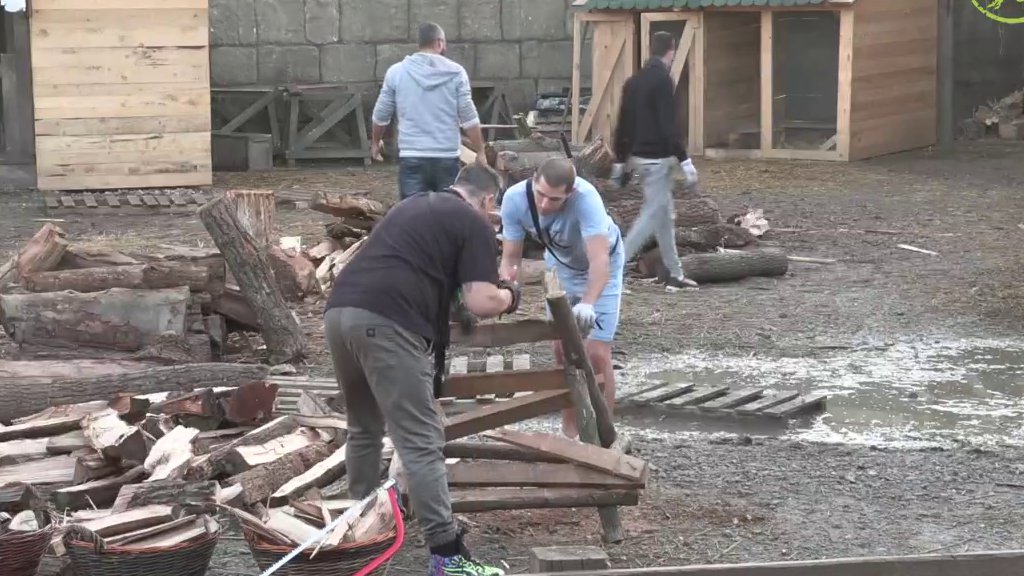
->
[616, 338, 1024, 448]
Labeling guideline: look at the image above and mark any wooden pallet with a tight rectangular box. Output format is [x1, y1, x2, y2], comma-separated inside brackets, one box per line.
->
[269, 353, 536, 414]
[42, 191, 210, 216]
[620, 380, 827, 419]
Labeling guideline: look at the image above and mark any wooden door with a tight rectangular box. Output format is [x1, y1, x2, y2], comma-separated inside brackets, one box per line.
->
[571, 12, 636, 146]
[640, 12, 702, 155]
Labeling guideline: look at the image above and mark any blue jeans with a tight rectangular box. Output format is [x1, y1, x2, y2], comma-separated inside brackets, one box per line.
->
[398, 157, 460, 200]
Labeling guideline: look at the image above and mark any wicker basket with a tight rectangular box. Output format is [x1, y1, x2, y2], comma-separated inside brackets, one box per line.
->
[0, 524, 56, 576]
[243, 527, 398, 576]
[64, 530, 220, 576]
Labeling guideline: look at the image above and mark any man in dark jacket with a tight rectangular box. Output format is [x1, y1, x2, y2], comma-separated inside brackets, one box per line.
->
[323, 163, 517, 576]
[612, 31, 698, 289]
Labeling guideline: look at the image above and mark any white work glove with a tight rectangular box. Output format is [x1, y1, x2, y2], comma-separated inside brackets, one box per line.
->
[571, 302, 597, 337]
[680, 158, 698, 185]
[610, 163, 625, 180]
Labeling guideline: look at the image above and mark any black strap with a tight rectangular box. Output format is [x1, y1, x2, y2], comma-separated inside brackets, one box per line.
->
[430, 188, 464, 399]
[524, 179, 620, 273]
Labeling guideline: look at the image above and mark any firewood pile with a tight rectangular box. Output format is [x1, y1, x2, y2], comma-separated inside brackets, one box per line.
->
[305, 192, 386, 293]
[963, 88, 1024, 140]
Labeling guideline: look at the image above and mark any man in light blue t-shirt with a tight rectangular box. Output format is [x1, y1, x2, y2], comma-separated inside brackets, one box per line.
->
[498, 158, 625, 438]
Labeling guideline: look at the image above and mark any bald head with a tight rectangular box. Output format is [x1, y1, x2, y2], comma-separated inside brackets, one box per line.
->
[418, 22, 446, 52]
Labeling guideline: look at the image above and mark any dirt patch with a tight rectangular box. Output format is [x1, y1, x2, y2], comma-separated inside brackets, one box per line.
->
[3, 141, 1024, 568]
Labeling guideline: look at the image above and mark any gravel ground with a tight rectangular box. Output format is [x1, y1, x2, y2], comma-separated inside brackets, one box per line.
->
[3, 139, 1024, 572]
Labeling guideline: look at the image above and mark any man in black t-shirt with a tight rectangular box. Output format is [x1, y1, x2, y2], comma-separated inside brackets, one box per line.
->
[324, 164, 518, 576]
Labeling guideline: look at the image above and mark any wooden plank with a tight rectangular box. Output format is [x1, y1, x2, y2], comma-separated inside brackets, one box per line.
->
[525, 549, 1024, 576]
[83, 194, 98, 208]
[734, 390, 800, 415]
[698, 387, 765, 411]
[449, 319, 558, 348]
[663, 386, 730, 407]
[447, 461, 643, 489]
[449, 487, 639, 513]
[38, 173, 212, 191]
[485, 429, 647, 483]
[37, 161, 211, 179]
[444, 390, 572, 442]
[35, 116, 210, 137]
[35, 0, 207, 9]
[629, 382, 696, 405]
[30, 9, 209, 49]
[531, 546, 610, 573]
[33, 90, 211, 120]
[761, 394, 827, 418]
[127, 196, 143, 207]
[442, 368, 566, 399]
[475, 355, 504, 404]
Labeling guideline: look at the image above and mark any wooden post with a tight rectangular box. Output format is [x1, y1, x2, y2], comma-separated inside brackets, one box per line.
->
[937, 0, 955, 152]
[544, 271, 617, 449]
[197, 194, 305, 365]
[225, 189, 276, 247]
[543, 270, 624, 544]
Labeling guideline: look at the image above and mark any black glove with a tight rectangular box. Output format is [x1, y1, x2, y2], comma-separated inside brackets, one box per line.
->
[497, 279, 522, 316]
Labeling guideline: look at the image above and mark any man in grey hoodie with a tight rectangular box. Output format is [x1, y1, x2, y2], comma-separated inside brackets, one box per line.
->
[371, 22, 486, 201]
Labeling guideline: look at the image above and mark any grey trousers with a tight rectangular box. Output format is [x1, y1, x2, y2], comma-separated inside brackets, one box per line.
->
[622, 157, 685, 279]
[323, 306, 457, 548]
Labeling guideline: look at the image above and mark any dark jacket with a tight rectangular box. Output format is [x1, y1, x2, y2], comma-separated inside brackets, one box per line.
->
[612, 57, 688, 163]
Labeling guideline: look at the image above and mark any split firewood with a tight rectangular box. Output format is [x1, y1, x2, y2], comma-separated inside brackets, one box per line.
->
[265, 508, 320, 545]
[110, 480, 219, 514]
[80, 408, 150, 466]
[344, 489, 395, 544]
[185, 415, 300, 480]
[6, 510, 41, 531]
[212, 285, 258, 331]
[310, 192, 386, 219]
[219, 505, 291, 545]
[116, 515, 215, 549]
[58, 247, 139, 269]
[46, 430, 89, 455]
[198, 194, 305, 364]
[226, 442, 333, 505]
[225, 189, 276, 247]
[269, 443, 347, 506]
[296, 390, 344, 444]
[0, 223, 68, 290]
[144, 426, 200, 482]
[52, 465, 146, 512]
[315, 236, 367, 293]
[324, 221, 367, 241]
[75, 504, 179, 538]
[221, 382, 279, 426]
[105, 514, 199, 547]
[74, 452, 121, 484]
[268, 246, 319, 301]
[149, 389, 220, 419]
[0, 483, 45, 514]
[219, 430, 320, 476]
[0, 455, 76, 486]
[216, 484, 245, 507]
[0, 416, 80, 442]
[0, 286, 190, 351]
[306, 239, 341, 262]
[0, 363, 268, 425]
[22, 262, 213, 294]
[0, 438, 50, 465]
[192, 427, 254, 454]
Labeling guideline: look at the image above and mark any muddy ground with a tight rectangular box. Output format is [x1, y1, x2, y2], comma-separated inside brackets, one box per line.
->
[3, 139, 1024, 572]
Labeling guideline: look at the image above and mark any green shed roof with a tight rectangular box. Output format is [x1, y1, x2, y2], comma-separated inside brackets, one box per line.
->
[580, 0, 830, 10]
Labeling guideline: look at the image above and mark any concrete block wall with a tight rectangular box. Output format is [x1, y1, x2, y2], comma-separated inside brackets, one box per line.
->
[209, 0, 583, 114]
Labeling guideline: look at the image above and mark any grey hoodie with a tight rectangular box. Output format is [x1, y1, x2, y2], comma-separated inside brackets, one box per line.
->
[371, 52, 480, 159]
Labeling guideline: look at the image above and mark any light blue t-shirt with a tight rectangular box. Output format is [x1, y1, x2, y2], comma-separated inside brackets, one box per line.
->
[499, 176, 623, 279]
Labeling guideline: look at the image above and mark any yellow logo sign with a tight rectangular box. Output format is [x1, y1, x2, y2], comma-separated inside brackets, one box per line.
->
[973, 0, 1024, 24]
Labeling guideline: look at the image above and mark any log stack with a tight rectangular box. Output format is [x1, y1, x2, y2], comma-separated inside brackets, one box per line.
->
[306, 192, 387, 293]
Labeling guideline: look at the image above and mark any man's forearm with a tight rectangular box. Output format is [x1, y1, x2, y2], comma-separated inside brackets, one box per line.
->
[582, 255, 610, 305]
[371, 123, 386, 145]
[499, 241, 524, 281]
[465, 124, 486, 157]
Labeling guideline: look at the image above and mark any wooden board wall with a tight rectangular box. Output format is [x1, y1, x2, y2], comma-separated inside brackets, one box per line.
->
[702, 12, 761, 149]
[847, 0, 938, 160]
[29, 0, 212, 191]
[574, 15, 636, 146]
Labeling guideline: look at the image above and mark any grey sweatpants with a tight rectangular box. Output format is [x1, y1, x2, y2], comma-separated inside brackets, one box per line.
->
[622, 156, 685, 279]
[324, 306, 457, 548]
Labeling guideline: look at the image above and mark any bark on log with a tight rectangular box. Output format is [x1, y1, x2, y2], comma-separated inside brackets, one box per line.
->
[488, 135, 582, 154]
[110, 480, 219, 514]
[573, 137, 615, 181]
[324, 221, 368, 241]
[642, 248, 789, 284]
[225, 189, 276, 247]
[596, 179, 722, 229]
[267, 247, 318, 302]
[142, 247, 227, 297]
[0, 359, 160, 387]
[81, 408, 150, 465]
[309, 192, 386, 219]
[0, 287, 189, 351]
[226, 442, 333, 505]
[213, 285, 258, 332]
[22, 263, 212, 294]
[185, 415, 299, 480]
[52, 465, 147, 512]
[198, 195, 305, 364]
[0, 363, 268, 425]
[0, 223, 68, 290]
[58, 248, 139, 270]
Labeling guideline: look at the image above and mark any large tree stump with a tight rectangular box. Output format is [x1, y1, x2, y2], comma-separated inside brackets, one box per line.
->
[225, 189, 276, 247]
[0, 223, 69, 290]
[0, 286, 189, 351]
[310, 192, 386, 219]
[198, 195, 305, 364]
[22, 263, 212, 294]
[573, 137, 615, 181]
[640, 247, 789, 284]
[0, 363, 268, 424]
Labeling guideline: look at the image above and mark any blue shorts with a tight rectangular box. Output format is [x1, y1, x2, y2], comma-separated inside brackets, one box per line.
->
[544, 248, 624, 343]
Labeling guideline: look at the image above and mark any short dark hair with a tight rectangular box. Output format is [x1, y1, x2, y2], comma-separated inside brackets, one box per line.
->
[535, 158, 576, 192]
[418, 22, 445, 48]
[651, 31, 675, 58]
[454, 163, 502, 199]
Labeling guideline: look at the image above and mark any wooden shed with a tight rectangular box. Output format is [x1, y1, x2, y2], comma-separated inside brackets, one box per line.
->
[1, 0, 212, 191]
[570, 0, 940, 161]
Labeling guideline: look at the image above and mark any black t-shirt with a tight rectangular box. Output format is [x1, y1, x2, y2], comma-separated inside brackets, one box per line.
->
[325, 191, 499, 340]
